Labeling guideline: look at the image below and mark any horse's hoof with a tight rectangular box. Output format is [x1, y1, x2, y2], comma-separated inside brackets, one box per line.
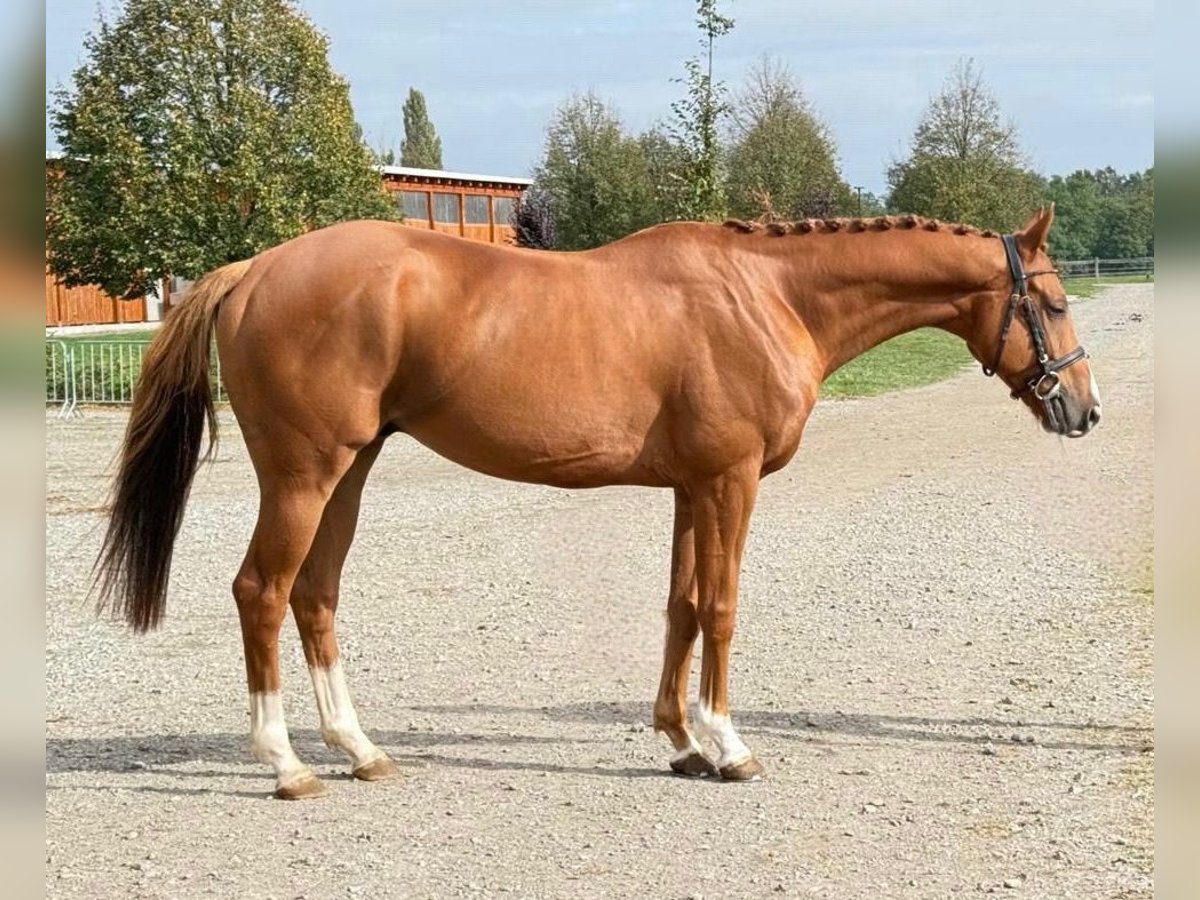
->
[352, 755, 401, 782]
[274, 772, 327, 800]
[719, 756, 765, 782]
[669, 751, 720, 778]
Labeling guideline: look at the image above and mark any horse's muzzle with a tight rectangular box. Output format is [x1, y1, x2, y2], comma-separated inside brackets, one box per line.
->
[1042, 397, 1102, 438]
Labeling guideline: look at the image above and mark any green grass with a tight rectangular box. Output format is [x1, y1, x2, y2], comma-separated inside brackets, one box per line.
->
[822, 328, 973, 399]
[1063, 273, 1154, 299]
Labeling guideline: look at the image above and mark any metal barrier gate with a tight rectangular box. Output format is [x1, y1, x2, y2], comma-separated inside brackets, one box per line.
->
[45, 339, 227, 416]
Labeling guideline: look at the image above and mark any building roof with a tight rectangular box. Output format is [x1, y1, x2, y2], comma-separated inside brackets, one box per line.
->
[379, 165, 533, 188]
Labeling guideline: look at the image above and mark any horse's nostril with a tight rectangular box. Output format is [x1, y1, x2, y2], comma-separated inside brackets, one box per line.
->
[1089, 405, 1102, 427]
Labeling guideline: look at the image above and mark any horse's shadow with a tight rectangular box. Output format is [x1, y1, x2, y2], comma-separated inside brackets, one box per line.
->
[45, 726, 611, 774]
[461, 699, 1153, 751]
[46, 700, 1151, 797]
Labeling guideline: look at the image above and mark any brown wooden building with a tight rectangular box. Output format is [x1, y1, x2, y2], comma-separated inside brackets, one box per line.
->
[45, 164, 531, 327]
[45, 276, 151, 328]
[380, 166, 531, 244]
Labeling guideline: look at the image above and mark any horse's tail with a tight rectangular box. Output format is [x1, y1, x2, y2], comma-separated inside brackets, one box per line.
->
[93, 259, 253, 632]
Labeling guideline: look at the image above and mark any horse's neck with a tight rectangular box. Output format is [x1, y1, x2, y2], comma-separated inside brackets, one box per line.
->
[767, 234, 996, 378]
[804, 288, 966, 379]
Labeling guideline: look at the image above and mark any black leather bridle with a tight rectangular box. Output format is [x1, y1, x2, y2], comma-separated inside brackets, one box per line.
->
[982, 234, 1088, 407]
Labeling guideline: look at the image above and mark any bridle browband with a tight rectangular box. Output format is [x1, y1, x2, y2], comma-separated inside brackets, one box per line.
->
[982, 234, 1087, 405]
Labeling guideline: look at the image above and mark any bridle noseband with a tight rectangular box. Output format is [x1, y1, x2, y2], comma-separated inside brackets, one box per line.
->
[982, 234, 1087, 404]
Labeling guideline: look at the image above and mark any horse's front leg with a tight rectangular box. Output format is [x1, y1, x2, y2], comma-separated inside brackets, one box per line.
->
[690, 462, 764, 781]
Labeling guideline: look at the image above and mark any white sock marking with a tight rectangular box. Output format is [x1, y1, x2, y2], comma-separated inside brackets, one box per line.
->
[309, 661, 385, 769]
[669, 732, 705, 764]
[695, 702, 752, 768]
[249, 692, 310, 784]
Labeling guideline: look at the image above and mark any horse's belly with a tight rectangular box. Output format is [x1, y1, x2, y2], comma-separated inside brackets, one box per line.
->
[400, 402, 667, 489]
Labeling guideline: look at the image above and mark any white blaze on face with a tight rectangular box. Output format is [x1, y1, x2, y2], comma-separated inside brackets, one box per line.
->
[309, 661, 385, 769]
[249, 692, 309, 784]
[695, 702, 752, 768]
[1089, 371, 1102, 409]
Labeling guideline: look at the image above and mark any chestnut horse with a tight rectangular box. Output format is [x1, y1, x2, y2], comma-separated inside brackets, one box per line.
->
[95, 206, 1100, 798]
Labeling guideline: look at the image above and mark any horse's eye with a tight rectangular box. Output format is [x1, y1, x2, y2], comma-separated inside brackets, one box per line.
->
[1045, 299, 1068, 318]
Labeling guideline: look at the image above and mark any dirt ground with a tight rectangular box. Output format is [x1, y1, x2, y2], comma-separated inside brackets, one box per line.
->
[46, 284, 1153, 899]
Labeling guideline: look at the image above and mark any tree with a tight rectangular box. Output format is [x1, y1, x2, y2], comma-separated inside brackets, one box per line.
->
[399, 88, 443, 169]
[1044, 167, 1154, 259]
[666, 0, 735, 221]
[726, 56, 853, 220]
[1044, 171, 1103, 259]
[47, 0, 394, 298]
[638, 127, 692, 223]
[887, 58, 1041, 232]
[854, 189, 888, 218]
[1095, 198, 1146, 259]
[531, 92, 656, 250]
[1132, 167, 1154, 256]
[1096, 168, 1154, 258]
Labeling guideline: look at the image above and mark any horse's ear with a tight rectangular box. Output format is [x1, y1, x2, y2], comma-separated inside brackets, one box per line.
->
[1016, 204, 1055, 257]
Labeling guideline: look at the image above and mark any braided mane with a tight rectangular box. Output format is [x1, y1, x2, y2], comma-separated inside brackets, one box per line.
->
[721, 215, 998, 238]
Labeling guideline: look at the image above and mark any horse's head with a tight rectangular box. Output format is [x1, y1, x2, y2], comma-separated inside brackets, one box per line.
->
[970, 207, 1101, 438]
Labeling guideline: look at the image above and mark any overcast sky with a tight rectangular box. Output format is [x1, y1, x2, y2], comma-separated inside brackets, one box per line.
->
[45, 0, 1153, 195]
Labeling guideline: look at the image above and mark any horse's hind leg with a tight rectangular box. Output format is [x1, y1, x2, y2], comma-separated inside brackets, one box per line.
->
[289, 437, 399, 782]
[233, 442, 358, 800]
[653, 489, 719, 777]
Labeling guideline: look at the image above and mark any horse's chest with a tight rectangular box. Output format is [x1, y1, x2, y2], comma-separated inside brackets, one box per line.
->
[751, 373, 816, 475]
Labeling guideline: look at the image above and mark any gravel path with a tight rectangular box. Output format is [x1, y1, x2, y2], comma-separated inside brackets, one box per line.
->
[46, 284, 1153, 899]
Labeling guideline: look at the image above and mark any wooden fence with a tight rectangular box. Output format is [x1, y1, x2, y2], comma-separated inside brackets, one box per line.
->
[1057, 257, 1155, 279]
[45, 272, 149, 327]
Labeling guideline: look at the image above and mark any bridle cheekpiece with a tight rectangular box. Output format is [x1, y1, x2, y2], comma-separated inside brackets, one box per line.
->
[982, 234, 1088, 406]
